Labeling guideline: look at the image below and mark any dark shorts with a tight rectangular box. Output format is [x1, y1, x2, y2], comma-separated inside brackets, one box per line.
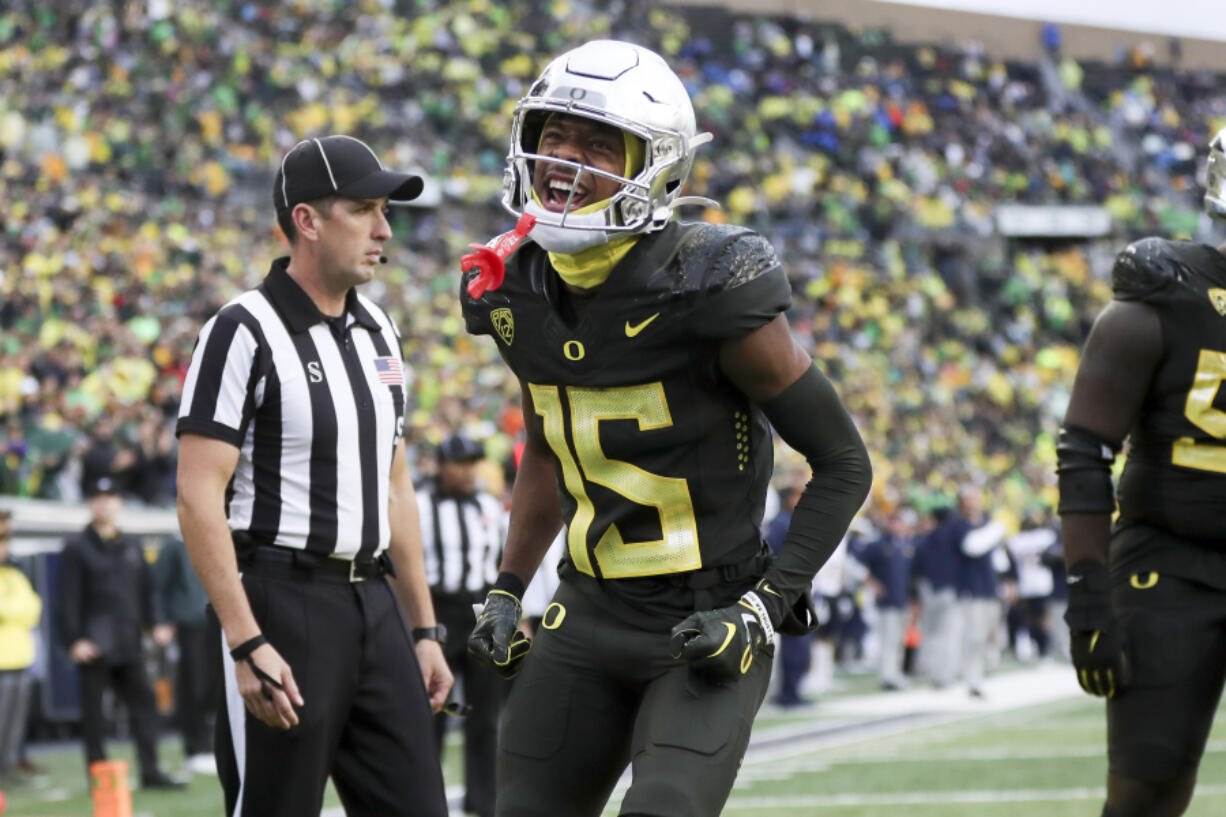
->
[496, 572, 773, 817]
[1107, 556, 1226, 782]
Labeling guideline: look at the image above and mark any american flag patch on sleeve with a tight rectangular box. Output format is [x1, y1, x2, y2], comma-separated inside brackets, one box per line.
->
[373, 356, 404, 385]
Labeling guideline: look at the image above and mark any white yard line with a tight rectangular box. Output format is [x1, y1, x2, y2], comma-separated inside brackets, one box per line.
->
[720, 784, 1226, 809]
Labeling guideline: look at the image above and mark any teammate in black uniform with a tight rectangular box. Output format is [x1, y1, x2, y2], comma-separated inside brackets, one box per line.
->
[1058, 127, 1226, 817]
[461, 41, 871, 817]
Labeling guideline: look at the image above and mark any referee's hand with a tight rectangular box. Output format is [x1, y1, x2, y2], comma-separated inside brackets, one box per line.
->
[237, 643, 304, 729]
[415, 640, 454, 714]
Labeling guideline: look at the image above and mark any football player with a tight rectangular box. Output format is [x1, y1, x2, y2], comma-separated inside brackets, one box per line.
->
[1058, 127, 1226, 817]
[460, 40, 872, 817]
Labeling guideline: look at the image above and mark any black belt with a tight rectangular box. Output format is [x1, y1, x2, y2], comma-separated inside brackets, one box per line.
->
[557, 542, 772, 611]
[663, 541, 773, 590]
[238, 545, 393, 583]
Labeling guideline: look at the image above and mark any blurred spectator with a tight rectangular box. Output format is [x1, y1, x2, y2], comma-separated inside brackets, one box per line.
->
[855, 510, 915, 690]
[130, 414, 176, 506]
[54, 476, 182, 789]
[152, 536, 216, 776]
[0, 507, 42, 776]
[1041, 530, 1071, 661]
[418, 434, 506, 817]
[1005, 512, 1059, 660]
[804, 528, 868, 697]
[766, 481, 812, 707]
[78, 416, 136, 499]
[912, 504, 962, 688]
[955, 487, 1009, 698]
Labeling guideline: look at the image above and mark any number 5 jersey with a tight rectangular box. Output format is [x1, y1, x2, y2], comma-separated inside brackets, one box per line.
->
[1111, 237, 1226, 545]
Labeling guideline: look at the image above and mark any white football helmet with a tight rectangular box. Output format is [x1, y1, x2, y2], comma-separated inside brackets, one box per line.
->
[501, 40, 714, 239]
[1206, 127, 1226, 222]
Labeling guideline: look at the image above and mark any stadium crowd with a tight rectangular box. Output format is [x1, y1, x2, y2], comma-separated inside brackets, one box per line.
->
[2, 0, 1224, 527]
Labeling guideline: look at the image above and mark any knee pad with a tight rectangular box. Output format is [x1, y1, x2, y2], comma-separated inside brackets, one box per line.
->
[619, 782, 698, 817]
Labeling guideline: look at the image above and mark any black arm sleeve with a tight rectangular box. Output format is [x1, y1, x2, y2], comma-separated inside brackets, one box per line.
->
[759, 365, 872, 605]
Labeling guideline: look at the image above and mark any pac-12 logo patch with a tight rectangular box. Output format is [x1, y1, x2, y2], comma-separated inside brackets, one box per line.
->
[491, 308, 514, 346]
[1209, 288, 1226, 316]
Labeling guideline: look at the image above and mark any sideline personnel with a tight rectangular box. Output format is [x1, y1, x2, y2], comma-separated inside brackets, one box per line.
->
[56, 477, 181, 788]
[419, 434, 507, 817]
[176, 135, 450, 817]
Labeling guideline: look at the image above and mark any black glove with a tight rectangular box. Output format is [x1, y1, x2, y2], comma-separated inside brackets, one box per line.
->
[1065, 559, 1130, 698]
[468, 588, 531, 678]
[670, 579, 783, 681]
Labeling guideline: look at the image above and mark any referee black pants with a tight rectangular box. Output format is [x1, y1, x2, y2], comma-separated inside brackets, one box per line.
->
[212, 569, 447, 817]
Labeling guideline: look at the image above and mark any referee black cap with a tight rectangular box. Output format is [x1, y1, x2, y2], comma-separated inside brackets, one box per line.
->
[274, 135, 423, 213]
[437, 434, 485, 463]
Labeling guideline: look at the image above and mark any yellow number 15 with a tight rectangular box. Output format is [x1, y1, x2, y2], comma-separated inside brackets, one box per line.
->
[1172, 348, 1226, 473]
[530, 382, 701, 579]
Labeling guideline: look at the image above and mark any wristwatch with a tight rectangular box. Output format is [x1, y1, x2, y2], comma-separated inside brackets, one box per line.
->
[412, 624, 448, 647]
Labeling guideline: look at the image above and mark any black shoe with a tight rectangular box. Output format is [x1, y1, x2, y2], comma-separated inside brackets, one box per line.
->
[141, 772, 187, 790]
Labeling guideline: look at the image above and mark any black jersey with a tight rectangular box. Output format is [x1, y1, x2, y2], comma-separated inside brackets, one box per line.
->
[462, 221, 790, 601]
[1112, 238, 1226, 544]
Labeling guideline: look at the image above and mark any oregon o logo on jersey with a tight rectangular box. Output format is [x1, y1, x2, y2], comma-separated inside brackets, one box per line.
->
[491, 308, 514, 346]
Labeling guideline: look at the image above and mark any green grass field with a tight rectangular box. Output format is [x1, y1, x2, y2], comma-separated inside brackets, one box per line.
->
[5, 670, 1225, 817]
[712, 698, 1226, 817]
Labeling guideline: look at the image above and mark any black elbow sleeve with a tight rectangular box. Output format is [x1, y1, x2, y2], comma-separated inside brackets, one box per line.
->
[758, 365, 872, 602]
[1055, 424, 1118, 515]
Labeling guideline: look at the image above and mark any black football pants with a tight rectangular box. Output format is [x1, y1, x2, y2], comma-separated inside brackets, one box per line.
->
[1108, 569, 1226, 782]
[496, 574, 772, 817]
[213, 570, 447, 817]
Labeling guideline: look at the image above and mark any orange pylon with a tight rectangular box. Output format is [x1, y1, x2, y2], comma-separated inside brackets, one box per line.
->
[89, 759, 133, 817]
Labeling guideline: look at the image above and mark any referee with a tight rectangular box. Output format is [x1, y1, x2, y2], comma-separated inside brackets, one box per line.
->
[176, 135, 450, 817]
[418, 434, 507, 817]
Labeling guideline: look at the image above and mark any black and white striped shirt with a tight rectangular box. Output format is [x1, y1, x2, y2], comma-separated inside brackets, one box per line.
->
[177, 258, 407, 560]
[417, 482, 505, 596]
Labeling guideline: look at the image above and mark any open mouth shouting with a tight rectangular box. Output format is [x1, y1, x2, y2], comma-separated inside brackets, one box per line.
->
[538, 166, 595, 213]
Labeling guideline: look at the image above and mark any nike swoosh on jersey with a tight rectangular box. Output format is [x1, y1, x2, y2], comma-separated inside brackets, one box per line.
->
[624, 313, 660, 337]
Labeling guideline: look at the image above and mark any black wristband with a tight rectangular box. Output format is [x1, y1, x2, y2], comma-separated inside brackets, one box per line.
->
[229, 634, 267, 662]
[1067, 559, 1109, 593]
[492, 570, 526, 599]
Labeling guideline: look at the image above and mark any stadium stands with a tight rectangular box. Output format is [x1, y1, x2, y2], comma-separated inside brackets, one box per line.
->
[2, 0, 1224, 517]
